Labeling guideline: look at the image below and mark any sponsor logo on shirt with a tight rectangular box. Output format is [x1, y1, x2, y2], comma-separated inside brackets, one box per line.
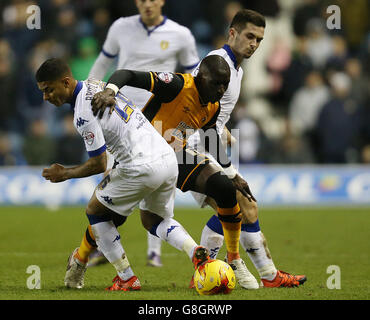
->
[82, 131, 95, 145]
[157, 72, 173, 83]
[76, 117, 89, 128]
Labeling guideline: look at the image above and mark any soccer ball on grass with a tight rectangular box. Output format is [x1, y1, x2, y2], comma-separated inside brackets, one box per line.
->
[193, 259, 236, 295]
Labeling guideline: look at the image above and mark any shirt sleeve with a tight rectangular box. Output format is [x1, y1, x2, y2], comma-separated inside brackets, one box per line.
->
[76, 117, 107, 158]
[101, 19, 121, 58]
[148, 72, 184, 103]
[178, 28, 200, 72]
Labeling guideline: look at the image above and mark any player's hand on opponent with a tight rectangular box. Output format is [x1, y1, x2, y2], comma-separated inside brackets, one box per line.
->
[91, 88, 116, 119]
[42, 163, 68, 183]
[231, 174, 257, 202]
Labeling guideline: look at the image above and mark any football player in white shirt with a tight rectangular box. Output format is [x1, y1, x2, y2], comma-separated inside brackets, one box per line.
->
[89, 0, 199, 267]
[36, 58, 211, 291]
[89, 0, 199, 109]
[189, 10, 306, 288]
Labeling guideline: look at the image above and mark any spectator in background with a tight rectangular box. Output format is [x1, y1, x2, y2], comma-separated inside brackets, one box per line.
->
[345, 58, 369, 106]
[325, 35, 348, 72]
[292, 0, 322, 37]
[91, 7, 111, 49]
[22, 118, 56, 165]
[305, 18, 333, 69]
[280, 37, 314, 107]
[271, 121, 315, 164]
[55, 114, 85, 165]
[289, 70, 330, 138]
[16, 38, 68, 134]
[0, 38, 18, 131]
[70, 37, 99, 81]
[0, 132, 26, 166]
[235, 117, 261, 164]
[358, 95, 370, 164]
[331, 0, 369, 54]
[315, 72, 361, 163]
[50, 5, 79, 55]
[2, 0, 41, 61]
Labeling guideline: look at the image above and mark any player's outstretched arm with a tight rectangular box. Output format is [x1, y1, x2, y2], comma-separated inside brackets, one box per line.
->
[42, 152, 107, 183]
[92, 70, 152, 118]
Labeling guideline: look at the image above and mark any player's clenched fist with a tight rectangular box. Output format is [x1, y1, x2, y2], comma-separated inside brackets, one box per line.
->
[91, 88, 116, 119]
[42, 163, 68, 183]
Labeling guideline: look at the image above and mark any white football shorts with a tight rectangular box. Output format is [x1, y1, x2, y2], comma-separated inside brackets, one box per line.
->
[95, 152, 178, 219]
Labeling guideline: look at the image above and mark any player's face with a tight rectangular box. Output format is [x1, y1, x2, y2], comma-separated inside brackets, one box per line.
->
[199, 70, 230, 104]
[37, 78, 70, 107]
[135, 0, 164, 25]
[229, 23, 264, 59]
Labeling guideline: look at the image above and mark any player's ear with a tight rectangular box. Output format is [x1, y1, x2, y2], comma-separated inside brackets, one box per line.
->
[62, 76, 70, 88]
[228, 27, 237, 40]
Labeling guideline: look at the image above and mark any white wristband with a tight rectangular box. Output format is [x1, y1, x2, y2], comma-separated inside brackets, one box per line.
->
[223, 164, 237, 179]
[105, 83, 119, 95]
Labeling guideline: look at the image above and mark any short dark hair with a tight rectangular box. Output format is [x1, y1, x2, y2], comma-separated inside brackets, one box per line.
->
[230, 9, 266, 32]
[35, 58, 72, 82]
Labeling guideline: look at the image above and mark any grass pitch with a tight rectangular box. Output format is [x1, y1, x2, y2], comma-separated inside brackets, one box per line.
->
[0, 205, 369, 300]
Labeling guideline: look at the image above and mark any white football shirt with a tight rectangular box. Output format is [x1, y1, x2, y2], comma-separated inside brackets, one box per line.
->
[187, 45, 243, 148]
[72, 79, 173, 168]
[100, 15, 199, 108]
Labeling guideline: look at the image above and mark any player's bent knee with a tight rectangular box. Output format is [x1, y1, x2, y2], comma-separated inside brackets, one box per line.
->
[204, 172, 237, 208]
[140, 210, 163, 231]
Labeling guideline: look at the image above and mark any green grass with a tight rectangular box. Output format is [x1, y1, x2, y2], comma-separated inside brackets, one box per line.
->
[0, 205, 369, 300]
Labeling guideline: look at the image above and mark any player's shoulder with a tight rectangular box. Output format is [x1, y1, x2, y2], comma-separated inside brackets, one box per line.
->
[164, 17, 194, 37]
[109, 15, 140, 30]
[74, 81, 101, 119]
[207, 47, 244, 73]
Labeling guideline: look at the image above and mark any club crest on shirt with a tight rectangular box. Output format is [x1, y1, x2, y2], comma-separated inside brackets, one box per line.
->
[160, 40, 169, 50]
[82, 131, 95, 145]
[157, 72, 173, 83]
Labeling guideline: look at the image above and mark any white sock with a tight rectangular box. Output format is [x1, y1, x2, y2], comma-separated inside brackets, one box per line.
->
[90, 220, 124, 263]
[154, 218, 197, 259]
[147, 231, 162, 256]
[200, 225, 224, 259]
[112, 254, 135, 281]
[240, 230, 277, 280]
[90, 220, 135, 280]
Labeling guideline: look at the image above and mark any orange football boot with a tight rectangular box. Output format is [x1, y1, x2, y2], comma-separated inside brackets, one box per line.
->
[106, 275, 141, 291]
[261, 270, 307, 288]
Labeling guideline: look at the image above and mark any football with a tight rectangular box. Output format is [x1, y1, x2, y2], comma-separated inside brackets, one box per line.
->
[193, 259, 236, 295]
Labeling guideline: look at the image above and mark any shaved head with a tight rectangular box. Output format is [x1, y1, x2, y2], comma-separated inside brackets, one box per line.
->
[199, 55, 231, 80]
[195, 55, 230, 105]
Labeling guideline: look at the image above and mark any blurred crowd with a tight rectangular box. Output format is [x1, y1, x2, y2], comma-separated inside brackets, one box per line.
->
[0, 0, 369, 166]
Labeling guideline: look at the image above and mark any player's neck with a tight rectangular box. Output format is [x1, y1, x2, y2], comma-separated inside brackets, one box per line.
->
[227, 45, 243, 68]
[67, 79, 79, 104]
[142, 15, 164, 28]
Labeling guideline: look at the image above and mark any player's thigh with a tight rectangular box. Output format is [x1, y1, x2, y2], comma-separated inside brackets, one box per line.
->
[176, 147, 222, 194]
[139, 153, 178, 219]
[95, 167, 149, 217]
